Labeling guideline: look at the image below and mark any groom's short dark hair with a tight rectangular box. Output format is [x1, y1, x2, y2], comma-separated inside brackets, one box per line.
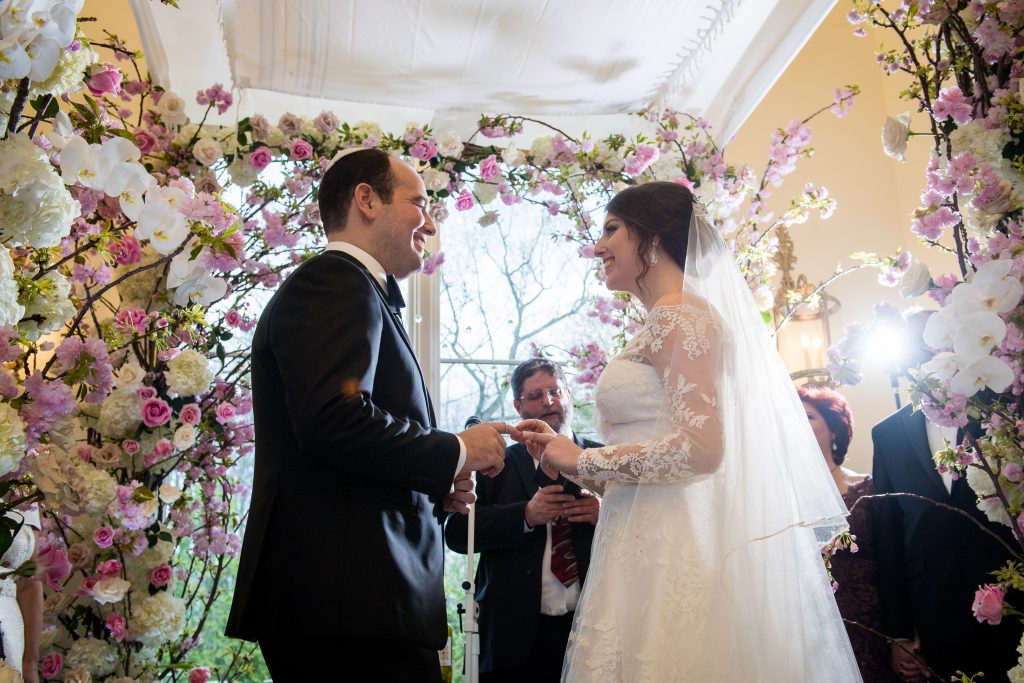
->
[510, 358, 568, 401]
[318, 148, 396, 236]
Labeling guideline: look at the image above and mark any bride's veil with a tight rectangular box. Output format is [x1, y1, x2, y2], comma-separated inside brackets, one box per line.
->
[566, 184, 860, 680]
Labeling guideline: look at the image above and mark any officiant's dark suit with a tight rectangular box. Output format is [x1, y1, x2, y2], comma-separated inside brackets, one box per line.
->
[873, 405, 1020, 681]
[445, 359, 600, 681]
[227, 149, 506, 682]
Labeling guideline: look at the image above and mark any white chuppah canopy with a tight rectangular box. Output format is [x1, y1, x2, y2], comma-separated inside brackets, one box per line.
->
[128, 0, 836, 143]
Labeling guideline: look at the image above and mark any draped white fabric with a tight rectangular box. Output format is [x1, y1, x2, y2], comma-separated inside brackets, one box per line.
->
[128, 0, 837, 142]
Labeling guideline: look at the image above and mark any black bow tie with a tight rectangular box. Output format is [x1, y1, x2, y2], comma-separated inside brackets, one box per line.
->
[385, 275, 405, 310]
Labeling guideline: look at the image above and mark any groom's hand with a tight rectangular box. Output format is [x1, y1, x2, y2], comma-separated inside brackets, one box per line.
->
[444, 471, 476, 515]
[458, 422, 513, 478]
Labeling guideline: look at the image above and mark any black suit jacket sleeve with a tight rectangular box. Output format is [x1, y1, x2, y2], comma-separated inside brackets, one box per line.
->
[872, 421, 916, 640]
[269, 255, 459, 497]
[444, 473, 531, 554]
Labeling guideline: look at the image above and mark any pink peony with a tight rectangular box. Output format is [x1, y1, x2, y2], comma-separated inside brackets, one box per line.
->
[189, 667, 212, 683]
[248, 146, 273, 171]
[34, 543, 71, 590]
[972, 584, 1005, 625]
[87, 63, 123, 95]
[150, 563, 173, 587]
[93, 527, 114, 548]
[141, 397, 172, 427]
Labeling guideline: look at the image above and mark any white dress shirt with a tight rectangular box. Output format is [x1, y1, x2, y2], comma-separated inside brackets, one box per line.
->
[529, 460, 581, 616]
[925, 418, 958, 494]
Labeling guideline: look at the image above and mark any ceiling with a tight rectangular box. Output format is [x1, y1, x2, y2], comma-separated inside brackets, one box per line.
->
[129, 0, 836, 144]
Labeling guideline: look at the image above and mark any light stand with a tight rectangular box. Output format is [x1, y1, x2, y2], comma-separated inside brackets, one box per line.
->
[455, 474, 479, 683]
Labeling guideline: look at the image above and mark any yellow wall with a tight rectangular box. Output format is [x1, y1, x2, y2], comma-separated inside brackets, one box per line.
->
[727, 5, 956, 472]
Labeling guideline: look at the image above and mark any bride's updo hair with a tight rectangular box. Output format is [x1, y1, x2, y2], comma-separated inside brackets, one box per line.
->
[605, 181, 692, 288]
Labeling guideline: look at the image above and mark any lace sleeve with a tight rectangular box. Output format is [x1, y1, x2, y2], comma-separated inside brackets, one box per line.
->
[577, 305, 724, 484]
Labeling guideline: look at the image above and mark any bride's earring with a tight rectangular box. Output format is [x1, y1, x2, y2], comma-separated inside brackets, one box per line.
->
[648, 247, 658, 266]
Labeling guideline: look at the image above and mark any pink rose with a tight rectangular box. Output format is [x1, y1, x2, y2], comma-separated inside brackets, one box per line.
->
[133, 128, 157, 154]
[93, 527, 115, 548]
[215, 402, 236, 424]
[77, 575, 99, 597]
[152, 438, 174, 458]
[150, 563, 173, 587]
[179, 403, 202, 426]
[972, 584, 1005, 625]
[142, 397, 172, 427]
[110, 234, 141, 266]
[479, 154, 500, 181]
[248, 146, 273, 171]
[34, 543, 71, 590]
[313, 111, 339, 135]
[97, 559, 122, 578]
[136, 386, 157, 400]
[122, 439, 140, 455]
[87, 63, 123, 95]
[41, 653, 62, 679]
[289, 139, 313, 161]
[455, 189, 474, 212]
[408, 139, 438, 160]
[224, 309, 242, 327]
[189, 667, 212, 683]
[106, 613, 127, 642]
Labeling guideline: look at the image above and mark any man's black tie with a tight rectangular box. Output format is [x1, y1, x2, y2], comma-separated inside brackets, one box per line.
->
[385, 275, 405, 311]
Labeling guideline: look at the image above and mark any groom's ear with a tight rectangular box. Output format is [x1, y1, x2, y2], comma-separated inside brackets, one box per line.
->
[353, 182, 377, 220]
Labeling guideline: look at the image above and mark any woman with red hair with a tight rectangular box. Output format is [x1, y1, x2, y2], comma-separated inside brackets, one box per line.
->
[798, 386, 898, 682]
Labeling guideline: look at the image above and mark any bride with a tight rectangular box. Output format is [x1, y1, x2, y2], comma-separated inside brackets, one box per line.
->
[519, 181, 861, 681]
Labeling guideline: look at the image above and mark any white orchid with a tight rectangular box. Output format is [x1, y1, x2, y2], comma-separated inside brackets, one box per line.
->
[167, 253, 227, 307]
[952, 311, 1007, 361]
[923, 306, 957, 349]
[950, 355, 1015, 396]
[920, 351, 960, 380]
[0, 0, 81, 81]
[105, 162, 152, 220]
[136, 185, 188, 254]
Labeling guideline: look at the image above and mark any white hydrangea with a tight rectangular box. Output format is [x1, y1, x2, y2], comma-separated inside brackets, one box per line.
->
[0, 134, 80, 249]
[96, 387, 143, 439]
[80, 464, 117, 514]
[164, 348, 214, 397]
[29, 40, 96, 99]
[227, 157, 257, 187]
[65, 637, 119, 678]
[529, 136, 555, 165]
[133, 591, 186, 646]
[0, 247, 22, 330]
[0, 403, 26, 477]
[126, 538, 175, 589]
[21, 270, 75, 341]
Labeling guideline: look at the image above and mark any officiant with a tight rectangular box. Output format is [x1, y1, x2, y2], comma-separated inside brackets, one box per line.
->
[445, 358, 601, 682]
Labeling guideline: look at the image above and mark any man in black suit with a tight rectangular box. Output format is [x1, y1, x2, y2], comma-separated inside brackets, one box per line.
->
[873, 311, 1020, 681]
[226, 148, 512, 682]
[445, 358, 601, 682]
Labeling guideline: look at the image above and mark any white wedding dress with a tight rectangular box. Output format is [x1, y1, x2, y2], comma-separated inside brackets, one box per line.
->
[0, 506, 38, 674]
[563, 304, 859, 682]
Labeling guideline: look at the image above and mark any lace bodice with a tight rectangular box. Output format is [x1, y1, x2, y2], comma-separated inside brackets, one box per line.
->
[578, 304, 723, 484]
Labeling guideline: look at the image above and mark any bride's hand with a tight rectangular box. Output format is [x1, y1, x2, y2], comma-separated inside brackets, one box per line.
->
[513, 419, 555, 460]
[522, 431, 582, 476]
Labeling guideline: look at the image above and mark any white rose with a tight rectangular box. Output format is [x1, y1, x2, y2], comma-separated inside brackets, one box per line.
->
[191, 137, 223, 167]
[91, 577, 131, 604]
[473, 181, 499, 206]
[115, 357, 146, 390]
[881, 112, 911, 162]
[172, 424, 196, 451]
[436, 130, 464, 158]
[501, 144, 526, 168]
[899, 260, 932, 298]
[421, 168, 449, 192]
[227, 157, 258, 187]
[157, 92, 188, 126]
[158, 484, 182, 504]
[139, 496, 158, 519]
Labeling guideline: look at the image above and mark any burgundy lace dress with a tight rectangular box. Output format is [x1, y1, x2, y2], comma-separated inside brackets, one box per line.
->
[831, 476, 899, 682]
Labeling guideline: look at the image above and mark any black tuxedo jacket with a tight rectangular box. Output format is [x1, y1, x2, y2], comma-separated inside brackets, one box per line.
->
[872, 405, 1019, 679]
[226, 251, 461, 649]
[443, 437, 600, 673]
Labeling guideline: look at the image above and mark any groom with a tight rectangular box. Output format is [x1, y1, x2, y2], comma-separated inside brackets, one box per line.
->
[226, 148, 511, 682]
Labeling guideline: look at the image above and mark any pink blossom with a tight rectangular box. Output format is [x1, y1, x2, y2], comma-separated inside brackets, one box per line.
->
[932, 86, 974, 125]
[313, 111, 339, 135]
[142, 397, 172, 427]
[421, 252, 445, 276]
[189, 667, 212, 683]
[408, 139, 439, 161]
[150, 563, 173, 587]
[972, 584, 1005, 625]
[479, 154, 501, 181]
[1003, 462, 1024, 482]
[289, 138, 313, 161]
[93, 526, 115, 548]
[96, 559, 122, 578]
[106, 613, 127, 642]
[115, 307, 150, 334]
[87, 63, 122, 96]
[110, 233, 141, 266]
[34, 542, 71, 590]
[624, 144, 660, 176]
[455, 190, 474, 212]
[122, 439, 140, 454]
[41, 653, 62, 679]
[248, 146, 273, 171]
[133, 128, 157, 154]
[179, 403, 202, 426]
[830, 86, 856, 118]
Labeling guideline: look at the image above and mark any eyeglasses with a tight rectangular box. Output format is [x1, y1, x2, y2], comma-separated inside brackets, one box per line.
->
[517, 387, 565, 402]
